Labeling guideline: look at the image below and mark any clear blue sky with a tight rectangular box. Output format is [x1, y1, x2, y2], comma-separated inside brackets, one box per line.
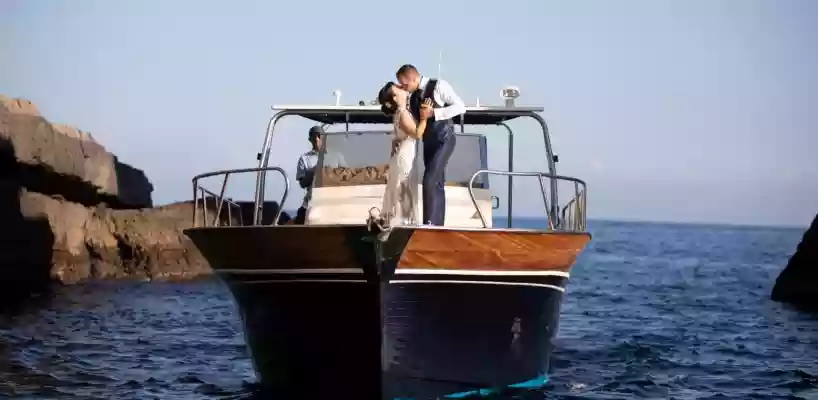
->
[2, 0, 817, 227]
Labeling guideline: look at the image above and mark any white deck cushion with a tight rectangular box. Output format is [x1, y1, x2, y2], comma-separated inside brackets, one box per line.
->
[306, 185, 493, 228]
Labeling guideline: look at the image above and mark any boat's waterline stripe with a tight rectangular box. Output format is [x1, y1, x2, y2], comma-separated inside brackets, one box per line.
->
[230, 278, 563, 291]
[239, 279, 367, 284]
[435, 374, 549, 399]
[390, 280, 565, 292]
[217, 268, 569, 278]
[395, 269, 569, 277]
[218, 268, 363, 275]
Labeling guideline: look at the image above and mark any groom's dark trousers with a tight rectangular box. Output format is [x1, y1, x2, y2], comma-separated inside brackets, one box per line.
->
[410, 81, 456, 226]
[422, 133, 456, 225]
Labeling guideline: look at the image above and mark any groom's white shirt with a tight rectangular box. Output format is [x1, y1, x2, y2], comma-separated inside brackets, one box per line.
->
[417, 76, 466, 121]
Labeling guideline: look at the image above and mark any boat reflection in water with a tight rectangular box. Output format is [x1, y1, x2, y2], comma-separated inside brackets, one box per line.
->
[184, 90, 590, 399]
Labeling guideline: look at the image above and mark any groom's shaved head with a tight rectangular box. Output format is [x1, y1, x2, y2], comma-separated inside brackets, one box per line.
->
[396, 64, 421, 92]
[396, 64, 418, 78]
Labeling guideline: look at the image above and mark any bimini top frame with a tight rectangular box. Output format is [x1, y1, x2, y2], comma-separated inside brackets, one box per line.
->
[253, 104, 560, 227]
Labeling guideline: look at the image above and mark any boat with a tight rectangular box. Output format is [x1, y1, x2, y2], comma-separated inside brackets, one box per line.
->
[183, 87, 591, 399]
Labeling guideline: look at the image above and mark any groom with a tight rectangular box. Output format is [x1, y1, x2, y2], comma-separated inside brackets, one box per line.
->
[396, 64, 466, 226]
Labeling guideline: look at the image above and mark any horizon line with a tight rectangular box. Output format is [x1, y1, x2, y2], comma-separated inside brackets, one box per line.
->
[157, 201, 810, 230]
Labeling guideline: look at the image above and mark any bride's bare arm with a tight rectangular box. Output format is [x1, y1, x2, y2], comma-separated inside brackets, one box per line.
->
[397, 100, 432, 139]
[397, 109, 422, 139]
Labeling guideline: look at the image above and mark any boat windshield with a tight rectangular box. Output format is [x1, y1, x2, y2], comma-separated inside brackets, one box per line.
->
[314, 131, 489, 189]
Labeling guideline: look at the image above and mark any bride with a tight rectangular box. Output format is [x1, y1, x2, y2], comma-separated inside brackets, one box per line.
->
[372, 81, 432, 228]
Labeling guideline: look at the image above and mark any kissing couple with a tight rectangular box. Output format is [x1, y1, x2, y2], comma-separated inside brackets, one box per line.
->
[370, 64, 466, 230]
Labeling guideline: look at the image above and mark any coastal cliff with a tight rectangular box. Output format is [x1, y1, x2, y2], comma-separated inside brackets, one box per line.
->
[0, 95, 233, 296]
[771, 213, 818, 311]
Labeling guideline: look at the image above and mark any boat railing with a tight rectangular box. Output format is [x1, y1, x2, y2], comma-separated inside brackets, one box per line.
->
[561, 188, 586, 232]
[467, 170, 587, 231]
[191, 167, 290, 228]
[196, 186, 243, 227]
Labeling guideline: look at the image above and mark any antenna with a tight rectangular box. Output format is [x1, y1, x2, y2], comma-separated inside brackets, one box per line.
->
[332, 90, 342, 106]
[437, 51, 443, 78]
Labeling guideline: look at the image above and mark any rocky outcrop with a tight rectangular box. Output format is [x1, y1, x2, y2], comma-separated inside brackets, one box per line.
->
[1, 95, 153, 208]
[772, 214, 818, 311]
[19, 192, 215, 284]
[1, 95, 292, 299]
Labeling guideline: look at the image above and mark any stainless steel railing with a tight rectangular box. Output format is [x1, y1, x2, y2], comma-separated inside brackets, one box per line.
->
[196, 186, 243, 227]
[191, 167, 289, 228]
[561, 186, 586, 232]
[467, 170, 587, 231]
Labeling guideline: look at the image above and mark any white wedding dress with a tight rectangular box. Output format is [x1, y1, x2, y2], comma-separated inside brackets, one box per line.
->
[378, 109, 420, 227]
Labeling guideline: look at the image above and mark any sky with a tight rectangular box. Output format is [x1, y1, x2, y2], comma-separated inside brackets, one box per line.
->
[2, 0, 817, 227]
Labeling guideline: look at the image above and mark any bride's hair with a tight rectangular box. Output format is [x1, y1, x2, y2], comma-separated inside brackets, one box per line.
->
[378, 81, 398, 116]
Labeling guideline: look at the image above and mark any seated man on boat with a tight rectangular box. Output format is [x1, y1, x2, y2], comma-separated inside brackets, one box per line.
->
[294, 125, 345, 224]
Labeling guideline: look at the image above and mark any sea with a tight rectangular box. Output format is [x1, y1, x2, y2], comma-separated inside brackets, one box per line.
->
[1, 218, 816, 399]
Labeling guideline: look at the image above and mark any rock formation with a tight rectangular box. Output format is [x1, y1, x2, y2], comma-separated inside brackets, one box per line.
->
[0, 96, 152, 208]
[772, 213, 818, 311]
[0, 95, 290, 299]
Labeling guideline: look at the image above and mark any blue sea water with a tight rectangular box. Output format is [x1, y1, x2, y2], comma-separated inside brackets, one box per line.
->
[1, 218, 817, 399]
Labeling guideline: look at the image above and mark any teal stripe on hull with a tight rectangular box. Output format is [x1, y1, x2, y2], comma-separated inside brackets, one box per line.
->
[393, 374, 548, 399]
